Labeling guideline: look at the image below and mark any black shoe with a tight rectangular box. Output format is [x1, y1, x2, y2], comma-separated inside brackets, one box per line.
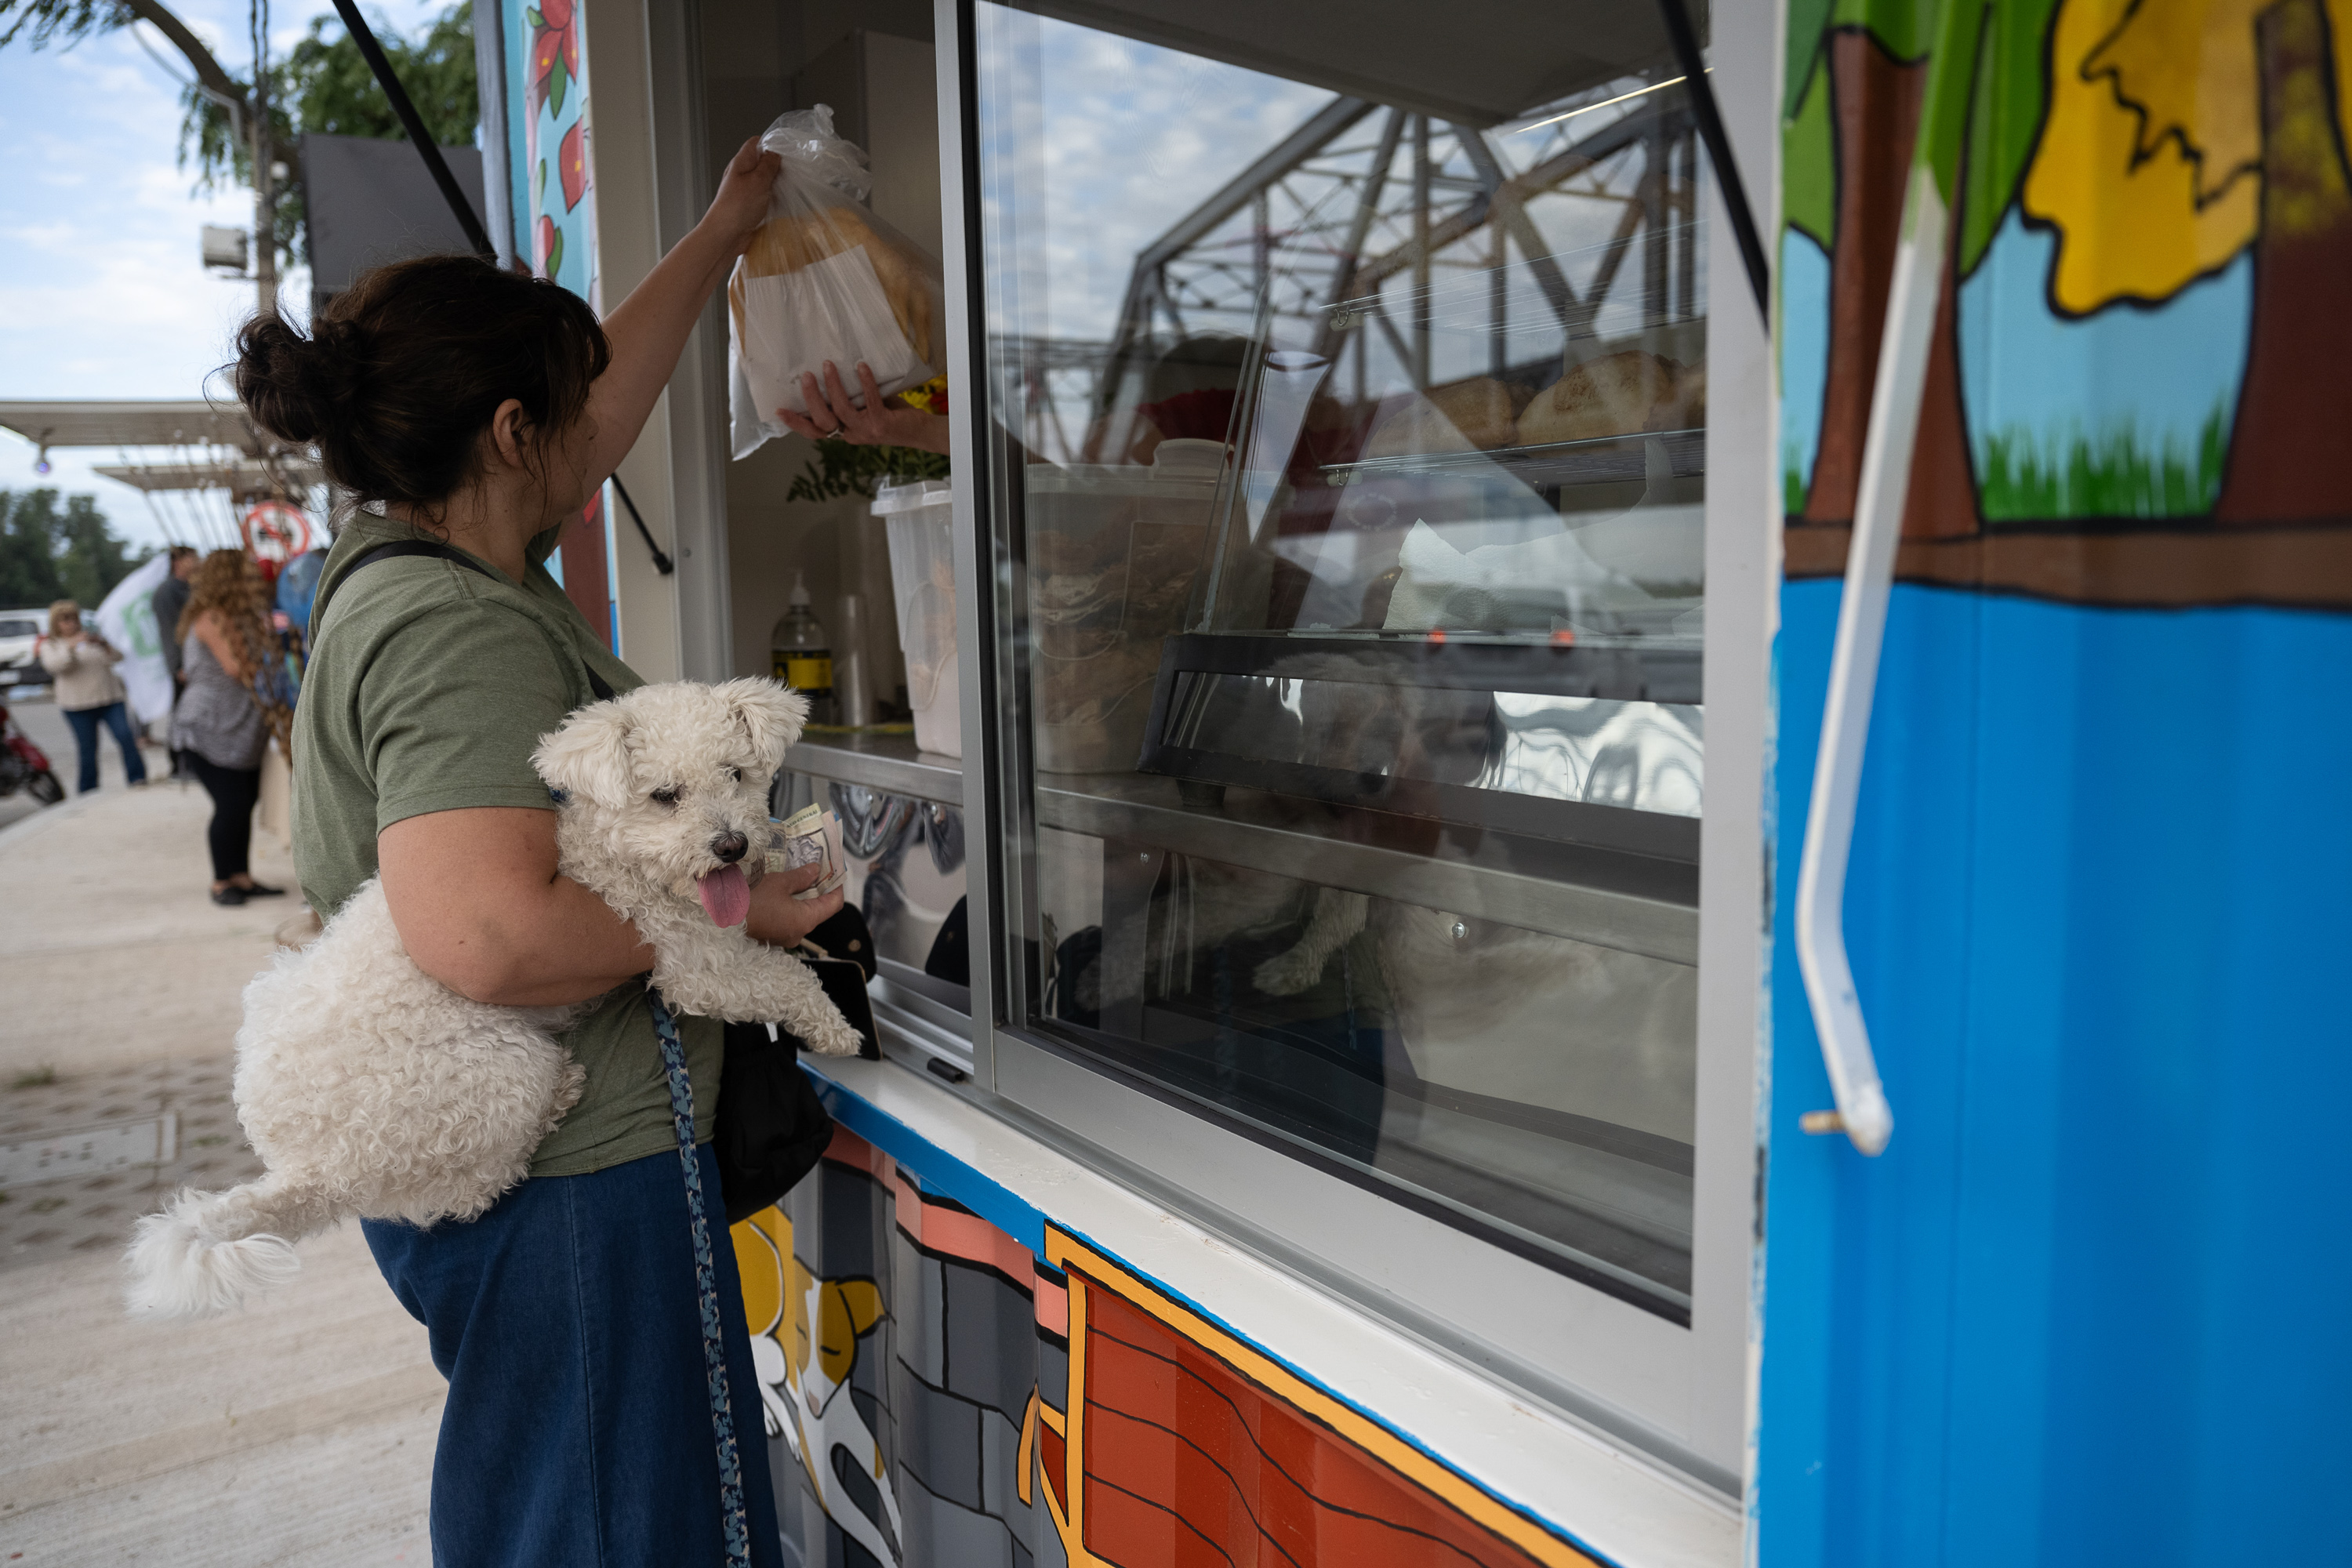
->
[211, 886, 248, 906]
[241, 882, 287, 898]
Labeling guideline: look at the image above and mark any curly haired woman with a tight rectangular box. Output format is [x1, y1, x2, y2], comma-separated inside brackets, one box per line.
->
[172, 548, 292, 906]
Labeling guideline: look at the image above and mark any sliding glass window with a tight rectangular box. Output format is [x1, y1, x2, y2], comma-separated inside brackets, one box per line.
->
[972, 0, 1712, 1322]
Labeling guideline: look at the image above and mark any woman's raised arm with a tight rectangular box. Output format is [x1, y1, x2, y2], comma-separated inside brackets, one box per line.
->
[579, 138, 781, 486]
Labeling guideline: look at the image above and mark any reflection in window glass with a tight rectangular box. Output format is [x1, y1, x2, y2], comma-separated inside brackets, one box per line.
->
[976, 2, 1709, 1318]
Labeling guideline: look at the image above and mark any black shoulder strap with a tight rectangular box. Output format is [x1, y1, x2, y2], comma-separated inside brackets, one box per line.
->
[325, 537, 615, 702]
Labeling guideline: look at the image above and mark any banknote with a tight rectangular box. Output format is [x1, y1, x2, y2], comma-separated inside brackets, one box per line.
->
[772, 804, 829, 869]
[769, 805, 848, 899]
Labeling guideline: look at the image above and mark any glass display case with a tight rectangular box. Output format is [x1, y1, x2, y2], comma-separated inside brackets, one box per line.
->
[969, 0, 1716, 1320]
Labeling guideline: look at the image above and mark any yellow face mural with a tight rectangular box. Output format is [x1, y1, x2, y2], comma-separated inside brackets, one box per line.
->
[2026, 0, 2264, 307]
[1781, 0, 2352, 597]
[2026, 0, 2352, 310]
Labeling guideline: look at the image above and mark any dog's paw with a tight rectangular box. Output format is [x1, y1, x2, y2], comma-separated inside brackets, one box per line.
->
[806, 1016, 866, 1058]
[1253, 946, 1327, 996]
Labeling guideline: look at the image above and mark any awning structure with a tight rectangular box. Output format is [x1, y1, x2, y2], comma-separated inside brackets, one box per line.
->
[0, 400, 267, 457]
[0, 399, 321, 551]
[93, 457, 326, 494]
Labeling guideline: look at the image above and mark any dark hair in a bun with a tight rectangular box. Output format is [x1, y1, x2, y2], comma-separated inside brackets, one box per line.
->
[232, 254, 611, 514]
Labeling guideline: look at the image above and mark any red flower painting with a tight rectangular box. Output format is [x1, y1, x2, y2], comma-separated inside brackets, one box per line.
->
[559, 118, 589, 212]
[525, 0, 579, 117]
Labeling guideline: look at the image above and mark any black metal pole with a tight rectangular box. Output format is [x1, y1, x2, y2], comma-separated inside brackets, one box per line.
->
[611, 477, 675, 575]
[328, 0, 498, 260]
[1655, 0, 1770, 318]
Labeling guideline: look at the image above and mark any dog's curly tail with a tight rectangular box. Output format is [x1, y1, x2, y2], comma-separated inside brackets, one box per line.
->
[123, 1176, 332, 1319]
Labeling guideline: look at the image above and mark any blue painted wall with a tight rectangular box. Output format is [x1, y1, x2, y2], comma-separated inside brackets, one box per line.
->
[1759, 580, 2352, 1563]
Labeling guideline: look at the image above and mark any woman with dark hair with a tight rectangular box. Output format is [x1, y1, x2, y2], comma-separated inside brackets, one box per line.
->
[235, 140, 827, 1568]
[171, 548, 291, 905]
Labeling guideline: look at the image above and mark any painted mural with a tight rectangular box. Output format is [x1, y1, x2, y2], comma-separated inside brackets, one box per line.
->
[1780, 0, 2352, 604]
[1766, 0, 2352, 1559]
[731, 1125, 1599, 1568]
[493, 0, 612, 645]
[508, 0, 597, 299]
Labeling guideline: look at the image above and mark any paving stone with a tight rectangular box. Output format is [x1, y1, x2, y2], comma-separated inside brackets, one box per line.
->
[0, 782, 437, 1559]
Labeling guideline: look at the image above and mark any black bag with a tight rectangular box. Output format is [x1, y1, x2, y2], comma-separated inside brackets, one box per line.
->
[713, 903, 881, 1223]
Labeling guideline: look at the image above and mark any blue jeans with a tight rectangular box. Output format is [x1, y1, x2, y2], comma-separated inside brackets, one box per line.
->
[364, 1145, 785, 1568]
[63, 701, 146, 793]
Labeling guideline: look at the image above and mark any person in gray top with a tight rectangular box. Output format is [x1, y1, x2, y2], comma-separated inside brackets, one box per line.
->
[151, 546, 198, 681]
[151, 546, 199, 779]
[169, 550, 289, 906]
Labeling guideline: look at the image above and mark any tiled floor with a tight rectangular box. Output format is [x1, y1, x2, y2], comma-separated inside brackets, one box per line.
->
[0, 1053, 263, 1270]
[0, 780, 440, 1563]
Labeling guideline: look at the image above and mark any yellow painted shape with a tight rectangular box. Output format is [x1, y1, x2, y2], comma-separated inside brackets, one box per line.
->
[730, 1209, 790, 1338]
[789, 1258, 815, 1377]
[1042, 1272, 1092, 1563]
[809, 1276, 884, 1388]
[1017, 1388, 1039, 1507]
[2025, 0, 2262, 308]
[1042, 1228, 1600, 1568]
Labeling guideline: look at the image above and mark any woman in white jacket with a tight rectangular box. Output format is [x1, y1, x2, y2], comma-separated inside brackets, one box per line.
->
[36, 600, 147, 793]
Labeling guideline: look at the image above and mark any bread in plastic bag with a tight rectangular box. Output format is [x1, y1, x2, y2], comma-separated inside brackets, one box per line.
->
[728, 106, 945, 459]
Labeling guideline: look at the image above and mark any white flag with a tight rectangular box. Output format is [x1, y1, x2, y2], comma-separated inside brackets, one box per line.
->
[93, 554, 176, 727]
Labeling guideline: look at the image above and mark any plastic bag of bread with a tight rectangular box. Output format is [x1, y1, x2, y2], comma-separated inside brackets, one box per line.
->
[1362, 376, 1534, 457]
[727, 106, 945, 458]
[1516, 350, 1704, 446]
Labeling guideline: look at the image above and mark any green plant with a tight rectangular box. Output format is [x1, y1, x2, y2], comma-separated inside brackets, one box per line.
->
[178, 5, 479, 269]
[1976, 408, 2229, 522]
[786, 440, 949, 504]
[9, 1065, 56, 1091]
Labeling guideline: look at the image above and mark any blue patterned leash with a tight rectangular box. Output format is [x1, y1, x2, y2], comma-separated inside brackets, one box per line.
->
[648, 989, 754, 1568]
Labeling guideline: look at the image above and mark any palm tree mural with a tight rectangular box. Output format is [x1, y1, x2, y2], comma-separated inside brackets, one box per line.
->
[1780, 0, 2352, 604]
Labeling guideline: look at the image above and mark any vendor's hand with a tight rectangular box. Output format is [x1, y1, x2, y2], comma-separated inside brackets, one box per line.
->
[777, 361, 953, 456]
[704, 138, 782, 256]
[743, 858, 845, 948]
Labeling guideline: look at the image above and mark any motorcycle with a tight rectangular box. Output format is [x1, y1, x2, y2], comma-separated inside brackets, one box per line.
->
[0, 702, 64, 806]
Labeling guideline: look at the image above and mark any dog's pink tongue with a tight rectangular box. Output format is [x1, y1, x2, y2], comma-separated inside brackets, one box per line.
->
[696, 865, 751, 927]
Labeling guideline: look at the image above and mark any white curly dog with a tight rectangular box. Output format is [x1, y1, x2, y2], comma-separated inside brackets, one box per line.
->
[125, 677, 862, 1319]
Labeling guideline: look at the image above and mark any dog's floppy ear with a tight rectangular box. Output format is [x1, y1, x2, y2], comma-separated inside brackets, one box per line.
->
[719, 677, 808, 771]
[532, 697, 637, 808]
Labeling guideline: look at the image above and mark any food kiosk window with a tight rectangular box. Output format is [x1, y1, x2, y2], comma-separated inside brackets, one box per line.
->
[968, 0, 1716, 1324]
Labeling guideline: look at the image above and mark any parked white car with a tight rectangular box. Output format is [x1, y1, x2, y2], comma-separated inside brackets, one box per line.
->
[0, 608, 49, 688]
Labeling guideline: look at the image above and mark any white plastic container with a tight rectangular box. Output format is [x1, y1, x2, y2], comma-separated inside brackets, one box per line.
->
[1024, 439, 1223, 772]
[873, 478, 961, 757]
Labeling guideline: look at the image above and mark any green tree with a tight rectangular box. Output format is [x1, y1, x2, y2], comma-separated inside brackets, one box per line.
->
[0, 2, 477, 281]
[0, 491, 151, 609]
[179, 5, 479, 268]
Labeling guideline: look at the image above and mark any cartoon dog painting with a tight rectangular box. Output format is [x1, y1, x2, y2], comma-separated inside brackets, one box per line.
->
[732, 1207, 904, 1564]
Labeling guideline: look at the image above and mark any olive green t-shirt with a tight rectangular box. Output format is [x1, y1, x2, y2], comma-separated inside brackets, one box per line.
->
[293, 513, 721, 1178]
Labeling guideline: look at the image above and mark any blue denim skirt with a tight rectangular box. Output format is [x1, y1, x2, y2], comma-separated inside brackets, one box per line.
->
[364, 1144, 784, 1568]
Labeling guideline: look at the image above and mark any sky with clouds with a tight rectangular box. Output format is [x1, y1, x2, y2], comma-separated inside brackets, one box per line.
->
[0, 0, 446, 556]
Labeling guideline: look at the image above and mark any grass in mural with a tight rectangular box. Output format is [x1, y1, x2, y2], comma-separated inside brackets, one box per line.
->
[1975, 408, 2229, 521]
[1784, 450, 1809, 517]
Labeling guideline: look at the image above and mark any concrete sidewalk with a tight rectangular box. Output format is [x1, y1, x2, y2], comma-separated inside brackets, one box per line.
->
[0, 772, 439, 1563]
